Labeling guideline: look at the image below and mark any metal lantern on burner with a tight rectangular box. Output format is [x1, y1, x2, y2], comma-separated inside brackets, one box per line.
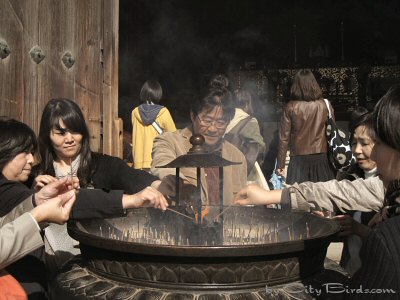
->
[156, 134, 241, 224]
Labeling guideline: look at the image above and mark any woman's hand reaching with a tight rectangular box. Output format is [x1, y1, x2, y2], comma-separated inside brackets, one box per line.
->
[34, 177, 80, 206]
[30, 177, 77, 224]
[31, 189, 76, 224]
[33, 175, 58, 191]
[368, 207, 390, 228]
[276, 168, 285, 176]
[234, 185, 282, 206]
[332, 215, 371, 238]
[123, 186, 169, 211]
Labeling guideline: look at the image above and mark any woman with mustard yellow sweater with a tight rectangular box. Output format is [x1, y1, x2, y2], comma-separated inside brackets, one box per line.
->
[131, 80, 176, 170]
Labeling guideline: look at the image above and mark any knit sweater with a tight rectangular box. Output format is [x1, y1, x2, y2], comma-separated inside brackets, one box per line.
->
[346, 215, 400, 299]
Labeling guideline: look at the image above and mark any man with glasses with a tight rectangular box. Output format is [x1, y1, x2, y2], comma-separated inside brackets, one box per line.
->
[150, 86, 247, 205]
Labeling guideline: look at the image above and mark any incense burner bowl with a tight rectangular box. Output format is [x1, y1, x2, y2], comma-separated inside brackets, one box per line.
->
[50, 206, 344, 299]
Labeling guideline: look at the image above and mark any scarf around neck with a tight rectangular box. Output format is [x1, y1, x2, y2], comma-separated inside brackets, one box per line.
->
[53, 155, 81, 179]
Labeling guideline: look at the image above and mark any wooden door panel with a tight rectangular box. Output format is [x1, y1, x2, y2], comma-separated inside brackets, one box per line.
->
[0, 0, 119, 155]
[0, 0, 24, 119]
[74, 0, 102, 151]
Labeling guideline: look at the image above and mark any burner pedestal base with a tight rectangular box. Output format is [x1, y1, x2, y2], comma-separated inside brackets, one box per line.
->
[50, 258, 347, 300]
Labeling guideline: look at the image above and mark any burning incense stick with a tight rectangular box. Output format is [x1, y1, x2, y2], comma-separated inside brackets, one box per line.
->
[214, 204, 234, 221]
[166, 207, 194, 220]
[70, 158, 73, 182]
[70, 157, 79, 194]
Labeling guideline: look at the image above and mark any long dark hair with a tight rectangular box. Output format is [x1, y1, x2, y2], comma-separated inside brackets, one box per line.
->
[38, 98, 92, 186]
[290, 69, 323, 101]
[234, 89, 254, 115]
[373, 86, 400, 152]
[0, 119, 37, 172]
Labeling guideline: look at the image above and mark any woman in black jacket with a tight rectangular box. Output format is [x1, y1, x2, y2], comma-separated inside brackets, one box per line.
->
[33, 98, 168, 217]
[31, 98, 169, 273]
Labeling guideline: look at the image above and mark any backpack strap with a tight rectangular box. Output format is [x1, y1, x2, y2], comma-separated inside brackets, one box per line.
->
[225, 115, 254, 146]
[234, 115, 253, 134]
[152, 121, 163, 134]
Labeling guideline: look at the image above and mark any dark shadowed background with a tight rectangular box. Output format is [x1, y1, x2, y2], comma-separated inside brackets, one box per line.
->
[118, 0, 400, 129]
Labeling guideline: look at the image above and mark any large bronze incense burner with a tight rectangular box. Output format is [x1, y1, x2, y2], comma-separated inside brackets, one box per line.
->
[51, 135, 342, 299]
[52, 207, 340, 299]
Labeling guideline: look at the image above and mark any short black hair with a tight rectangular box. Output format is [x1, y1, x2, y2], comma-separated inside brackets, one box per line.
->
[140, 80, 163, 104]
[0, 119, 37, 172]
[349, 107, 375, 141]
[190, 86, 235, 122]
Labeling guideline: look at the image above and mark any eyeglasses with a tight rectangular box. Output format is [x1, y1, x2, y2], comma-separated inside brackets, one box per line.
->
[196, 116, 228, 129]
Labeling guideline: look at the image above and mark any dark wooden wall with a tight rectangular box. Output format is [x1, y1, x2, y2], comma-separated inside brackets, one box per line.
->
[0, 0, 120, 156]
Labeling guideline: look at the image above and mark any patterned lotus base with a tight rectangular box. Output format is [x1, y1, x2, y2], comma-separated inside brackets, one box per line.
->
[49, 259, 347, 300]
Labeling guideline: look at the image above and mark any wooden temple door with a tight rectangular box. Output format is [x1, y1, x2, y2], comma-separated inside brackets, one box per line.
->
[0, 0, 121, 156]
